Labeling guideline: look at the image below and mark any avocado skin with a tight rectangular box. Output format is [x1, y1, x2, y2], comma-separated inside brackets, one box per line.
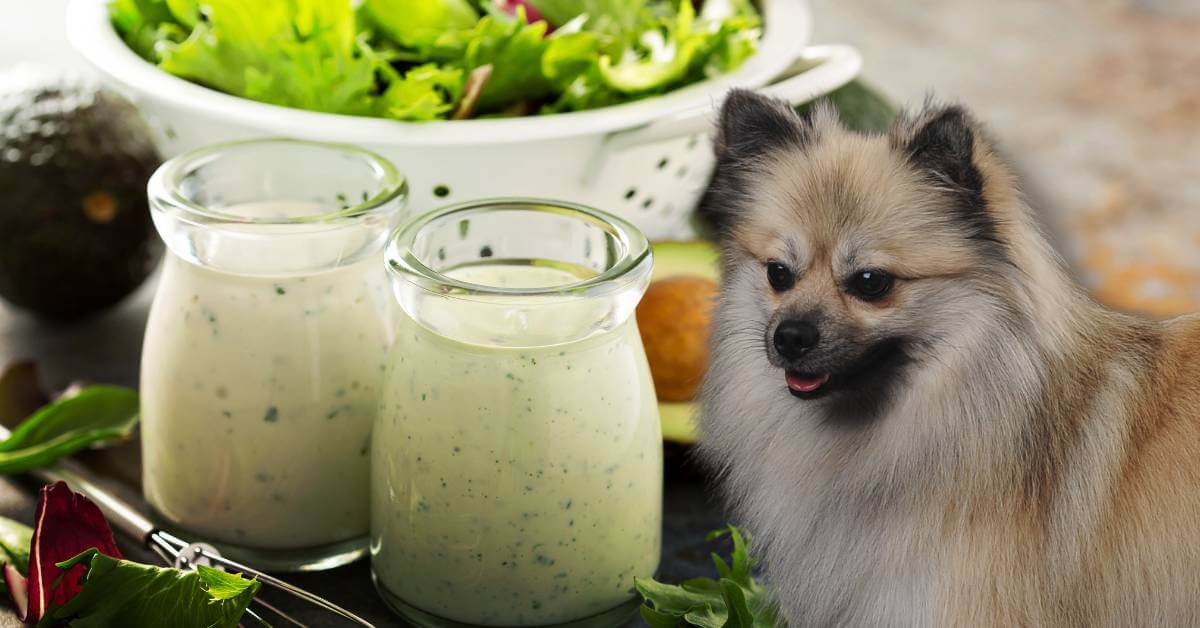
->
[0, 71, 162, 321]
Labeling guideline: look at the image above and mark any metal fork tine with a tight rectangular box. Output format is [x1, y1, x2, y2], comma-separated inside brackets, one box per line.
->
[241, 605, 273, 628]
[192, 549, 373, 628]
[250, 596, 308, 627]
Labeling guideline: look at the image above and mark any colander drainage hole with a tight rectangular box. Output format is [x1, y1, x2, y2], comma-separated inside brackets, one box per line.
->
[641, 197, 655, 210]
[433, 184, 451, 198]
[675, 166, 689, 179]
[656, 157, 669, 170]
[623, 187, 637, 201]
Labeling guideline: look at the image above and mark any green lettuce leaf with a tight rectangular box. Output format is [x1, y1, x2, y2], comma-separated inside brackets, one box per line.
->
[455, 12, 555, 113]
[635, 525, 780, 628]
[0, 386, 138, 475]
[359, 0, 479, 48]
[544, 0, 759, 111]
[110, 0, 763, 119]
[158, 0, 378, 115]
[37, 549, 260, 628]
[376, 63, 465, 121]
[163, 0, 200, 29]
[597, 1, 699, 93]
[107, 0, 183, 61]
[530, 0, 654, 48]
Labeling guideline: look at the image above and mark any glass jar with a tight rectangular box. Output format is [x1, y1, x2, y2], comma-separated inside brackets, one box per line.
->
[372, 199, 663, 627]
[141, 139, 406, 571]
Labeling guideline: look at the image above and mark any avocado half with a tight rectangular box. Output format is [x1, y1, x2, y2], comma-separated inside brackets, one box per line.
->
[0, 69, 162, 321]
[645, 241, 720, 445]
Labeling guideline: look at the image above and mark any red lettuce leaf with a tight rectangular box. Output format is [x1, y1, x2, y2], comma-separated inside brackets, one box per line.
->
[16, 482, 123, 622]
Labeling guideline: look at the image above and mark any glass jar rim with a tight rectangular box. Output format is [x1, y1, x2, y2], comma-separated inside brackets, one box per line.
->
[386, 198, 651, 299]
[148, 138, 407, 225]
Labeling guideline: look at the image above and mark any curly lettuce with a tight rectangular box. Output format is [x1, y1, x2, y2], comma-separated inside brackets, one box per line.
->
[108, 0, 762, 120]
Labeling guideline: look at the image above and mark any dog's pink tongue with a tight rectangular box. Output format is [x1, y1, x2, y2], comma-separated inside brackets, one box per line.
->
[786, 371, 830, 393]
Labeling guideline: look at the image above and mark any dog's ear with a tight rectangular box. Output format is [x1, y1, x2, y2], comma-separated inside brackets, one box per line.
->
[699, 90, 816, 238]
[713, 89, 813, 164]
[897, 104, 994, 243]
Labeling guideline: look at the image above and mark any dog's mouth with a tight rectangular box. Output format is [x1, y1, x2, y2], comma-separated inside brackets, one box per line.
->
[785, 371, 831, 398]
[782, 339, 910, 402]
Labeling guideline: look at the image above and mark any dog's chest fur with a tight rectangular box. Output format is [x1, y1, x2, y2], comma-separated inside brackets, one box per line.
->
[734, 442, 1041, 626]
[703, 383, 1043, 626]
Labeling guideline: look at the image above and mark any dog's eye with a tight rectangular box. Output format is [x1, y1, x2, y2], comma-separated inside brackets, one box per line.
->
[848, 270, 894, 301]
[766, 261, 794, 292]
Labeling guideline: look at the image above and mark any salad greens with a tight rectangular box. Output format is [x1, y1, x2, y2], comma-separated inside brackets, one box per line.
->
[0, 482, 262, 627]
[37, 550, 260, 628]
[108, 0, 762, 120]
[0, 385, 138, 475]
[8, 482, 125, 623]
[636, 525, 780, 628]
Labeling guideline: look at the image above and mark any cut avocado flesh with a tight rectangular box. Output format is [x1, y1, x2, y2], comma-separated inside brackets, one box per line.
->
[646, 240, 719, 445]
[651, 240, 719, 283]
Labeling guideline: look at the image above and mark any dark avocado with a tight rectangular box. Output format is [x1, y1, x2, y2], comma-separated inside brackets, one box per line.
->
[0, 69, 162, 321]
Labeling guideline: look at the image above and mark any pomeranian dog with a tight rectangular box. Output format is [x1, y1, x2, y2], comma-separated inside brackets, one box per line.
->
[697, 90, 1200, 626]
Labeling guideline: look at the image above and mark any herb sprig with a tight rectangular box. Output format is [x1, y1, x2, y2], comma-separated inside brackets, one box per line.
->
[636, 525, 780, 627]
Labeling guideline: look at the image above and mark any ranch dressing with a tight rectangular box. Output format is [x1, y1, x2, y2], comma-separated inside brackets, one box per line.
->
[142, 251, 391, 548]
[371, 264, 662, 626]
[140, 141, 405, 569]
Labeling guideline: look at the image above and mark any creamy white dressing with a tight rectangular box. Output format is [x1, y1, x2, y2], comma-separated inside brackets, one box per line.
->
[141, 202, 394, 550]
[371, 264, 662, 626]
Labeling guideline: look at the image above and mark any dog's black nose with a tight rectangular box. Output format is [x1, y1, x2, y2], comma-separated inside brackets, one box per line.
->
[774, 320, 819, 359]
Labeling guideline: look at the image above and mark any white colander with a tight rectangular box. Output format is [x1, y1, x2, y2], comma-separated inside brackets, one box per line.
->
[67, 0, 860, 240]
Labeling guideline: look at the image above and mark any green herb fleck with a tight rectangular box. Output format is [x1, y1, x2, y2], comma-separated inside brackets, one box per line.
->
[263, 405, 279, 423]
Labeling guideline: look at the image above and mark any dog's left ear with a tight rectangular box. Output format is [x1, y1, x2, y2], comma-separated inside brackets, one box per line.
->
[903, 106, 984, 196]
[897, 105, 992, 240]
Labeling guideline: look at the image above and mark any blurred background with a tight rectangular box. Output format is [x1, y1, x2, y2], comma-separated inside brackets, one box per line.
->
[1, 0, 1197, 389]
[6, 0, 1199, 325]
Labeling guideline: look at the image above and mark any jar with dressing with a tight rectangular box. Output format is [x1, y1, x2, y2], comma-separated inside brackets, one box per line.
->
[141, 139, 406, 571]
[372, 199, 663, 627]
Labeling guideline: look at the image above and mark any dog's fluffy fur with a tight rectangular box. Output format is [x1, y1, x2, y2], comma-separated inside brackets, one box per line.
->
[697, 90, 1200, 626]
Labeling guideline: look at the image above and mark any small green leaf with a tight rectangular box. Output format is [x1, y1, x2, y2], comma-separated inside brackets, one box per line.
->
[0, 386, 138, 475]
[726, 525, 752, 587]
[680, 577, 722, 593]
[705, 527, 731, 542]
[682, 603, 728, 628]
[719, 579, 755, 628]
[635, 576, 715, 614]
[636, 526, 780, 628]
[640, 603, 686, 628]
[196, 565, 257, 601]
[39, 549, 260, 628]
[710, 551, 732, 580]
[359, 0, 479, 48]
